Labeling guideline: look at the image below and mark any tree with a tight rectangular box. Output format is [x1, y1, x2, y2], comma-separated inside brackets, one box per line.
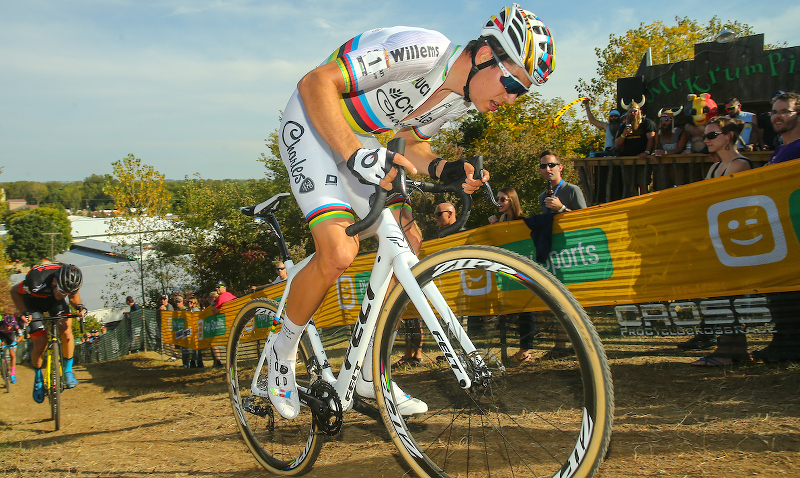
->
[6, 213, 58, 266]
[5, 207, 71, 265]
[175, 177, 278, 295]
[82, 174, 116, 211]
[102, 154, 174, 307]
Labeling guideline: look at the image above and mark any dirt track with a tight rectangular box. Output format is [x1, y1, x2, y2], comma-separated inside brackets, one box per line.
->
[1, 338, 799, 477]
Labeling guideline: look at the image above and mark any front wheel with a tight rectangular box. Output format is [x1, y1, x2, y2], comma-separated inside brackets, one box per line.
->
[374, 245, 614, 478]
[226, 298, 323, 476]
[50, 341, 62, 431]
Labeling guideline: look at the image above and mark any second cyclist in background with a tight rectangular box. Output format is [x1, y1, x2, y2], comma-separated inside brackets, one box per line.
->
[10, 264, 87, 403]
[0, 314, 25, 384]
[268, 3, 556, 419]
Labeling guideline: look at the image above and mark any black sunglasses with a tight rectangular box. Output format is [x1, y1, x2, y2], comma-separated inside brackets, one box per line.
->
[539, 162, 561, 169]
[702, 131, 724, 140]
[277, 267, 285, 270]
[497, 197, 509, 203]
[434, 211, 452, 217]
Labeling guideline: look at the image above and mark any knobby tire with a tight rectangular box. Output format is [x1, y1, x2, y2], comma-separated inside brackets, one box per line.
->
[227, 298, 323, 476]
[373, 245, 614, 478]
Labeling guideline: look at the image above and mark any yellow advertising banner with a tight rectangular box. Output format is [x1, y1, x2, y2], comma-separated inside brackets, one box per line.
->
[162, 161, 800, 348]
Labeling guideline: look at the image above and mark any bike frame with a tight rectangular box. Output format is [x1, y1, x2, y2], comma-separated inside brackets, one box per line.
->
[42, 321, 63, 391]
[248, 207, 478, 411]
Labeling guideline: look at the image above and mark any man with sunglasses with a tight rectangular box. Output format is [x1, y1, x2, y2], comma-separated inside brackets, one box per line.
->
[538, 151, 586, 215]
[267, 4, 556, 420]
[724, 98, 759, 152]
[10, 263, 87, 403]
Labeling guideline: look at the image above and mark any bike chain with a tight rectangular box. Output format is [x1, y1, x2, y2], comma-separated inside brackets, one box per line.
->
[309, 381, 343, 436]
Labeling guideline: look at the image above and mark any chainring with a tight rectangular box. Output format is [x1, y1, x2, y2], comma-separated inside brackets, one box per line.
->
[309, 381, 343, 436]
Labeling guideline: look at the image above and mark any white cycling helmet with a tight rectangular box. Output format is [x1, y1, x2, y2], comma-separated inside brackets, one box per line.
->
[481, 3, 555, 86]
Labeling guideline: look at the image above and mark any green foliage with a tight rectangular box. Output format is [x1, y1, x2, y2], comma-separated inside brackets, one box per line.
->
[101, 155, 177, 308]
[6, 213, 57, 266]
[175, 177, 279, 295]
[104, 154, 171, 216]
[5, 207, 71, 265]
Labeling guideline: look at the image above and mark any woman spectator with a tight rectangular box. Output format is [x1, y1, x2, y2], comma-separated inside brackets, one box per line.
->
[704, 116, 752, 179]
[488, 187, 524, 224]
[186, 297, 204, 368]
[487, 187, 535, 362]
[692, 116, 752, 366]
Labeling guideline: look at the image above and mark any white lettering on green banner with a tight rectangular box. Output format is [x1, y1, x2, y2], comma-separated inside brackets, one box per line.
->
[203, 314, 227, 338]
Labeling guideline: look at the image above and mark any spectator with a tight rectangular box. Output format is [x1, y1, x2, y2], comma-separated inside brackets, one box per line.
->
[538, 151, 586, 214]
[126, 296, 141, 313]
[212, 281, 236, 313]
[758, 90, 785, 151]
[765, 92, 800, 165]
[274, 262, 289, 283]
[211, 282, 236, 368]
[489, 187, 524, 224]
[583, 99, 621, 152]
[186, 297, 204, 368]
[158, 294, 178, 362]
[614, 100, 657, 196]
[724, 97, 759, 152]
[703, 117, 751, 179]
[537, 151, 586, 360]
[250, 262, 290, 293]
[690, 116, 752, 367]
[654, 107, 689, 187]
[753, 91, 800, 363]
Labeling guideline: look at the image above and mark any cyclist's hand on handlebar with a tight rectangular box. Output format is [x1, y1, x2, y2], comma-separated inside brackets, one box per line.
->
[439, 157, 489, 194]
[346, 147, 417, 190]
[462, 161, 489, 194]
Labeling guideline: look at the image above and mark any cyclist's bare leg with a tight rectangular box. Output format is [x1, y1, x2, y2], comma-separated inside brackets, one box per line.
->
[30, 334, 47, 369]
[269, 216, 359, 419]
[284, 217, 359, 329]
[58, 317, 75, 361]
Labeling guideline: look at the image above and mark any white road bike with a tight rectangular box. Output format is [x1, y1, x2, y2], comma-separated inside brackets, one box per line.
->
[227, 139, 613, 478]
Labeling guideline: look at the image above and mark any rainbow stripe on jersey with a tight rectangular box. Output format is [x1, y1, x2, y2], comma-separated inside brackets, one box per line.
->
[329, 34, 393, 135]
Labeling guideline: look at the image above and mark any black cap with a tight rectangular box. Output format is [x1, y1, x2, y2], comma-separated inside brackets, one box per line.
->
[216, 280, 227, 288]
[160, 295, 169, 300]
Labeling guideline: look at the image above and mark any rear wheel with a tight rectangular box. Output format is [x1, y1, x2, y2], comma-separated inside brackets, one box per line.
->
[227, 298, 323, 476]
[374, 245, 614, 478]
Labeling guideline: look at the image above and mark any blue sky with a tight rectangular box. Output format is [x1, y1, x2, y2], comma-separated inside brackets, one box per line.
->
[2, 1, 798, 182]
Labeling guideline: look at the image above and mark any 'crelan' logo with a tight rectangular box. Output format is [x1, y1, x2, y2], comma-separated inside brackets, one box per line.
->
[707, 195, 787, 267]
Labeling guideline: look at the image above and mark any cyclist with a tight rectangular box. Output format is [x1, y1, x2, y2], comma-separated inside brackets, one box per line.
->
[0, 314, 25, 384]
[10, 263, 88, 403]
[268, 3, 555, 419]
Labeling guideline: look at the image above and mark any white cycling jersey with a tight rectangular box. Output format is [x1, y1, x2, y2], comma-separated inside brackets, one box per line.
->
[278, 26, 472, 229]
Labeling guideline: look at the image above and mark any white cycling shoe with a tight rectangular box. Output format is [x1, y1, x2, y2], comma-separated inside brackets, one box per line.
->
[266, 338, 300, 420]
[356, 374, 428, 417]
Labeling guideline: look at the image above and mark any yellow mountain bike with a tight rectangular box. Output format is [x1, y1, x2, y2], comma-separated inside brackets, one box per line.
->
[39, 313, 82, 431]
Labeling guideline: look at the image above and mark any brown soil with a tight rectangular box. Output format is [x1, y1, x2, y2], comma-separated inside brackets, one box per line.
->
[1, 335, 798, 478]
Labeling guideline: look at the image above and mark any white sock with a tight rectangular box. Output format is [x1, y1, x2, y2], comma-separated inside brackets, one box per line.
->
[273, 317, 305, 361]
